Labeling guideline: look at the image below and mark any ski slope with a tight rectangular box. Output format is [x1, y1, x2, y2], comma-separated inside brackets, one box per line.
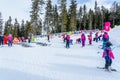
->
[0, 26, 120, 80]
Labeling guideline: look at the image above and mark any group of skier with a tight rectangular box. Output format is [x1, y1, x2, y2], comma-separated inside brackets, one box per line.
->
[0, 34, 32, 47]
[61, 30, 115, 72]
[0, 34, 13, 47]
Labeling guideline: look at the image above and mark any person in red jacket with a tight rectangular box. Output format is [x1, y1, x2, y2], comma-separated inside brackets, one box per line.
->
[4, 35, 8, 44]
[88, 35, 92, 45]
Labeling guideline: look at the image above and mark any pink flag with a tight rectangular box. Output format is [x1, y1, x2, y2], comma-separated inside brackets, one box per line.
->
[104, 22, 111, 31]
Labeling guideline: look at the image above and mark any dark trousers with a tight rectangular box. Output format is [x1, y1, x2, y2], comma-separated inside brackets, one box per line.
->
[8, 40, 12, 47]
[105, 57, 112, 69]
[63, 38, 66, 43]
[28, 39, 31, 43]
[96, 38, 98, 42]
[0, 40, 4, 45]
[66, 40, 70, 48]
[82, 40, 85, 47]
[48, 36, 50, 42]
[89, 40, 92, 45]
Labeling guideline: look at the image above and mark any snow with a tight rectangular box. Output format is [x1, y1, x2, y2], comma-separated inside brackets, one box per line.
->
[0, 26, 120, 80]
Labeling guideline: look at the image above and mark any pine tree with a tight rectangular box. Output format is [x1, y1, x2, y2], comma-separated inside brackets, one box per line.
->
[4, 22, 9, 35]
[109, 1, 120, 27]
[44, 0, 53, 34]
[13, 18, 20, 37]
[4, 16, 13, 35]
[53, 5, 59, 33]
[58, 0, 68, 32]
[88, 9, 94, 30]
[82, 4, 87, 30]
[69, 0, 77, 31]
[101, 6, 106, 29]
[30, 0, 44, 35]
[78, 6, 83, 30]
[94, 1, 101, 29]
[116, 2, 120, 25]
[67, 8, 71, 31]
[36, 19, 42, 35]
[0, 12, 3, 34]
[25, 21, 33, 37]
[20, 20, 26, 37]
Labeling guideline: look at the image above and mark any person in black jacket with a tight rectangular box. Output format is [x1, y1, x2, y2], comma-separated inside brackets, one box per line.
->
[0, 34, 4, 46]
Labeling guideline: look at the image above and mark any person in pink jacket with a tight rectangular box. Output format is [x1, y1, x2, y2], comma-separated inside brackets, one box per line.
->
[81, 33, 86, 47]
[88, 35, 92, 45]
[8, 34, 13, 47]
[66, 35, 70, 48]
[102, 42, 114, 71]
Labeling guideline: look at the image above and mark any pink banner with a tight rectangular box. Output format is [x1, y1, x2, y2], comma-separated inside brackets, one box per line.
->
[104, 22, 111, 31]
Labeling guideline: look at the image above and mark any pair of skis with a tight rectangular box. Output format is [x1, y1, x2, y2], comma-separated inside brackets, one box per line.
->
[97, 67, 117, 72]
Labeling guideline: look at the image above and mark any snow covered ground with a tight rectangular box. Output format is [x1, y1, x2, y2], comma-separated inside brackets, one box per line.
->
[0, 26, 120, 80]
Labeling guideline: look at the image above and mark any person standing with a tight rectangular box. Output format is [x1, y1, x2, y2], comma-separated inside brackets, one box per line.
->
[47, 33, 50, 42]
[88, 35, 92, 45]
[66, 34, 70, 48]
[102, 42, 114, 71]
[8, 34, 13, 47]
[102, 32, 109, 49]
[0, 34, 4, 46]
[81, 33, 86, 47]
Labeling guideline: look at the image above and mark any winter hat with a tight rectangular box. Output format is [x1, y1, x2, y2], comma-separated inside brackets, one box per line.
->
[106, 41, 111, 47]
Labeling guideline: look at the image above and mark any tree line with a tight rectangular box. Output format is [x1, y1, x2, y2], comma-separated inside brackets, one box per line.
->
[0, 0, 120, 38]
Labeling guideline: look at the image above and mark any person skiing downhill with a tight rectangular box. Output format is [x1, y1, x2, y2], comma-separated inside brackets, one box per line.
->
[102, 42, 115, 71]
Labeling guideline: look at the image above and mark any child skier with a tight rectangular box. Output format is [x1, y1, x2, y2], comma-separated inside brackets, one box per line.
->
[0, 34, 4, 46]
[47, 33, 50, 42]
[95, 32, 99, 42]
[8, 34, 13, 47]
[81, 33, 86, 47]
[102, 42, 115, 71]
[66, 34, 70, 48]
[102, 32, 109, 49]
[88, 35, 92, 45]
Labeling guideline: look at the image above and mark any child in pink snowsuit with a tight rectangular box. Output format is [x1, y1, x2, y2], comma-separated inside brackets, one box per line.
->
[88, 35, 92, 45]
[81, 33, 86, 47]
[102, 42, 114, 71]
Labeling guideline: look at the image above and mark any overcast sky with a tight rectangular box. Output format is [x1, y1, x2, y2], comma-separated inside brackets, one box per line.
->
[0, 0, 118, 23]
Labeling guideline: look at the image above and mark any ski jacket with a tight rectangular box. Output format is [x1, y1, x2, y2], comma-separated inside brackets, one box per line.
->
[95, 33, 98, 38]
[66, 35, 70, 41]
[102, 48, 114, 59]
[103, 33, 109, 42]
[103, 33, 109, 39]
[88, 36, 92, 41]
[8, 35, 13, 41]
[81, 34, 86, 41]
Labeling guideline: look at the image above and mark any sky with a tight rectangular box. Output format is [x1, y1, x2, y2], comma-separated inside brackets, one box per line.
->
[0, 0, 119, 23]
